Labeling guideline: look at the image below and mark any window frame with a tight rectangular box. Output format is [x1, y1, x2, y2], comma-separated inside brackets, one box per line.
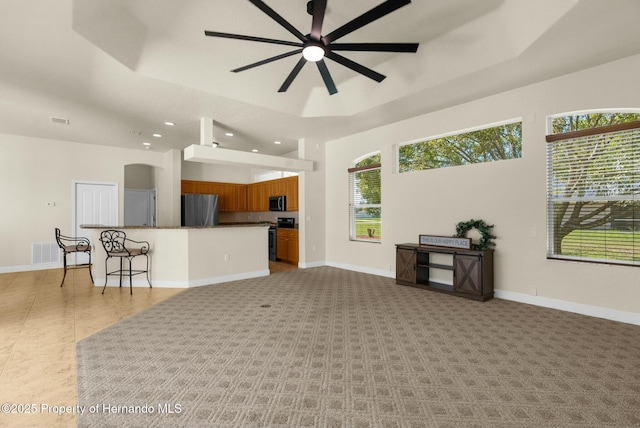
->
[546, 119, 640, 266]
[348, 161, 382, 243]
[396, 118, 523, 174]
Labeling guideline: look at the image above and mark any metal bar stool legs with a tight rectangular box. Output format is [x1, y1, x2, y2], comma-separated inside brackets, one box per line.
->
[55, 228, 93, 287]
[99, 229, 151, 295]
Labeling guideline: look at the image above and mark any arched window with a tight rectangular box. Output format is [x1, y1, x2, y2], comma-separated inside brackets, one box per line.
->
[349, 153, 381, 242]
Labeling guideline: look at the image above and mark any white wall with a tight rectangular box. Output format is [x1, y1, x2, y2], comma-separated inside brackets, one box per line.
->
[298, 138, 326, 267]
[181, 158, 252, 183]
[326, 53, 640, 318]
[0, 135, 178, 270]
[125, 164, 155, 189]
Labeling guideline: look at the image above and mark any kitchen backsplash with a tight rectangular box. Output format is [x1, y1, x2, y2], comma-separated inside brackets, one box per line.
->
[219, 211, 298, 225]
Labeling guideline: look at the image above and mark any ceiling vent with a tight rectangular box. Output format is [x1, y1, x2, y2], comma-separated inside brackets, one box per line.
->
[50, 117, 70, 125]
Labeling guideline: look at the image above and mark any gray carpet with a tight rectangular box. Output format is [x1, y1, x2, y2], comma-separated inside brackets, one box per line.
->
[76, 266, 640, 427]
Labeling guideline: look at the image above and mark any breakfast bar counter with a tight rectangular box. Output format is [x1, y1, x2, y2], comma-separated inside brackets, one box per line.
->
[82, 224, 270, 289]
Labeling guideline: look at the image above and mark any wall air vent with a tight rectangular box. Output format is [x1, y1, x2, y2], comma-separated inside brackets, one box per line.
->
[31, 242, 60, 265]
[50, 117, 70, 125]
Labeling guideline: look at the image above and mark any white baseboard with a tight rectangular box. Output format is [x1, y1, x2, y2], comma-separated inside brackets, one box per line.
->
[5, 262, 638, 326]
[494, 290, 640, 326]
[94, 269, 271, 289]
[0, 263, 62, 273]
[298, 260, 326, 269]
[324, 261, 640, 326]
[325, 261, 395, 279]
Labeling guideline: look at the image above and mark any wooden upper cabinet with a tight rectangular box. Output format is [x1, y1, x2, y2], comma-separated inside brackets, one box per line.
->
[259, 182, 269, 211]
[208, 182, 226, 210]
[181, 180, 196, 194]
[222, 184, 234, 212]
[235, 184, 247, 212]
[196, 181, 212, 194]
[246, 183, 257, 212]
[247, 182, 268, 212]
[284, 176, 298, 211]
[181, 176, 298, 212]
[273, 179, 286, 196]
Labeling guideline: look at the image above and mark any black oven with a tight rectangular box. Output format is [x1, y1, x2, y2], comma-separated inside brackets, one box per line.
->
[277, 217, 295, 228]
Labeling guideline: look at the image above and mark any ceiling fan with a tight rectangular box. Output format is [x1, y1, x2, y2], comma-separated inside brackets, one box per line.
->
[204, 0, 419, 95]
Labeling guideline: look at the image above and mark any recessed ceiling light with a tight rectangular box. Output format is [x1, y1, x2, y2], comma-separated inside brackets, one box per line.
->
[252, 149, 259, 153]
[225, 132, 234, 137]
[274, 141, 281, 145]
[152, 133, 162, 138]
[143, 142, 151, 146]
[164, 121, 175, 126]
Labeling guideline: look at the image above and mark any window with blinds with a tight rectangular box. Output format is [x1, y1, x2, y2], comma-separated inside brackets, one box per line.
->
[546, 121, 640, 265]
[349, 163, 381, 242]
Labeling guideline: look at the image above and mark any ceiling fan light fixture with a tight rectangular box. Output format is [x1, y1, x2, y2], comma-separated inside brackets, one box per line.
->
[302, 44, 325, 62]
[205, 0, 419, 94]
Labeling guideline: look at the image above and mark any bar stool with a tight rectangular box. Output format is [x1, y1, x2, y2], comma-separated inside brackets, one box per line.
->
[55, 228, 93, 287]
[99, 229, 151, 295]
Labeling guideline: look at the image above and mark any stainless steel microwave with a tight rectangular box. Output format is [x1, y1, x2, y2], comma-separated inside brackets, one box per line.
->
[269, 195, 286, 211]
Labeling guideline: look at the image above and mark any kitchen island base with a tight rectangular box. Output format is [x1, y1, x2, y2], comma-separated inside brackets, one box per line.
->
[85, 225, 270, 289]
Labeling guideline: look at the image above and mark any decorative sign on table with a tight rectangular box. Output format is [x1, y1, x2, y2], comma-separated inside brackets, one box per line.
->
[419, 234, 471, 250]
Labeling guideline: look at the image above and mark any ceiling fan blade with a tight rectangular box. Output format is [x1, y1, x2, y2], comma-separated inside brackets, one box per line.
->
[316, 59, 337, 95]
[322, 0, 411, 44]
[330, 42, 418, 53]
[249, 0, 307, 43]
[279, 57, 307, 93]
[232, 49, 303, 72]
[325, 51, 386, 82]
[204, 31, 302, 48]
[310, 0, 327, 41]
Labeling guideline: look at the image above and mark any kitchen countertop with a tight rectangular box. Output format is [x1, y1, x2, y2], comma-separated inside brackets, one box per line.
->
[81, 222, 271, 229]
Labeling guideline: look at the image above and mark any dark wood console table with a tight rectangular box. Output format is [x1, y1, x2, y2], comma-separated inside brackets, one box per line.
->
[396, 243, 494, 301]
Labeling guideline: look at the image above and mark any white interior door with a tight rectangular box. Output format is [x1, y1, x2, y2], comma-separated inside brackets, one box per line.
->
[74, 182, 118, 264]
[124, 189, 155, 226]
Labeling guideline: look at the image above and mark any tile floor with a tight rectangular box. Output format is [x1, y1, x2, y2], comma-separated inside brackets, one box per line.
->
[0, 267, 184, 427]
[0, 261, 295, 427]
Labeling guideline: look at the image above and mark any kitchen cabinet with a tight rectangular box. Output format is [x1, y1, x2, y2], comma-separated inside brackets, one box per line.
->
[276, 229, 298, 264]
[395, 243, 494, 301]
[235, 184, 247, 212]
[196, 181, 212, 194]
[181, 176, 298, 212]
[249, 176, 298, 212]
[181, 180, 196, 194]
[283, 176, 298, 211]
[220, 183, 247, 212]
[247, 182, 269, 212]
[208, 182, 226, 210]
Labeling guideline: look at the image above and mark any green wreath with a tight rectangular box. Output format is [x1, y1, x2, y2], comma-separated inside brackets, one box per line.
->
[454, 219, 496, 251]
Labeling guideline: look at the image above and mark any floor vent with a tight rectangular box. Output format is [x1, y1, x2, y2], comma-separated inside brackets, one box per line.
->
[32, 242, 60, 264]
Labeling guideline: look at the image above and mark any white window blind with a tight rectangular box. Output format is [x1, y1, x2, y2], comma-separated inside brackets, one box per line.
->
[546, 122, 640, 265]
[348, 164, 381, 242]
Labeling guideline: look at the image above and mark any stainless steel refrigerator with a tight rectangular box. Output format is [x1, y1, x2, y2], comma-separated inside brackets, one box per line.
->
[181, 194, 219, 226]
